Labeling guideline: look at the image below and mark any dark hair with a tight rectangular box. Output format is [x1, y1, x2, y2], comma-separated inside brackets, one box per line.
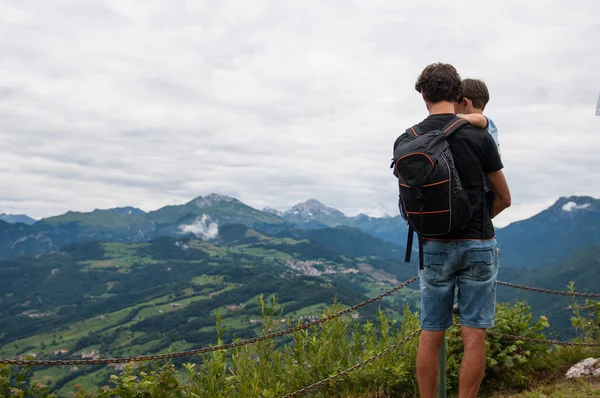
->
[414, 63, 463, 103]
[462, 78, 490, 110]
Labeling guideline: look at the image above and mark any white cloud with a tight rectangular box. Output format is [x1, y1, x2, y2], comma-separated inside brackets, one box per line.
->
[179, 215, 219, 241]
[562, 202, 591, 212]
[0, 0, 599, 226]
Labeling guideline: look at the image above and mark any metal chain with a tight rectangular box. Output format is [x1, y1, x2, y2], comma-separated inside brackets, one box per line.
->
[497, 281, 600, 298]
[280, 328, 421, 398]
[486, 330, 600, 347]
[0, 276, 419, 366]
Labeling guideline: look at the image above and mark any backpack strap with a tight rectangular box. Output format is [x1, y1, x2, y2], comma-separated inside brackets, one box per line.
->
[405, 125, 423, 137]
[412, 125, 424, 136]
[405, 225, 414, 263]
[442, 117, 468, 137]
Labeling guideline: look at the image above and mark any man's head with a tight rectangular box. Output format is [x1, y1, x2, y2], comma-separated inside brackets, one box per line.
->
[414, 63, 463, 110]
[455, 78, 490, 114]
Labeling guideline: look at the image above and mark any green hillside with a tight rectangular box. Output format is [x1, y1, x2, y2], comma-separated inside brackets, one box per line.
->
[0, 228, 419, 395]
[498, 244, 600, 337]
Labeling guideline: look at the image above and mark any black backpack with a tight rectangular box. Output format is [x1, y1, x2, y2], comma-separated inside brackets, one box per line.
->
[391, 117, 475, 268]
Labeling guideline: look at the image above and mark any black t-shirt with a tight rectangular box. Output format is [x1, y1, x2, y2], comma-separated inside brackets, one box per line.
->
[393, 113, 503, 240]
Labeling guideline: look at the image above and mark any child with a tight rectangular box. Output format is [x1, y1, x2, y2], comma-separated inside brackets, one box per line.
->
[455, 78, 500, 216]
[455, 78, 500, 156]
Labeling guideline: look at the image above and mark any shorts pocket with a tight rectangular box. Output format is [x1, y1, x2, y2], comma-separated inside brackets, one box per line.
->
[422, 251, 445, 283]
[467, 247, 494, 280]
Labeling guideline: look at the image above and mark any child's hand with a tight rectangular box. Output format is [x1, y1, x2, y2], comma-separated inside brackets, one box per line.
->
[459, 113, 488, 129]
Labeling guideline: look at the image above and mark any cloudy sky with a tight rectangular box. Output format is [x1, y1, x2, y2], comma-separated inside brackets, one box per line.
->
[1, 0, 599, 227]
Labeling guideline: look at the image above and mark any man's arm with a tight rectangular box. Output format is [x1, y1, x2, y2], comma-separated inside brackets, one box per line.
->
[486, 170, 511, 218]
[458, 113, 488, 129]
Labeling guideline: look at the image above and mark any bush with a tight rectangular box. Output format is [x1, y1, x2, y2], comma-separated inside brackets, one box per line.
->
[568, 281, 600, 341]
[0, 358, 57, 398]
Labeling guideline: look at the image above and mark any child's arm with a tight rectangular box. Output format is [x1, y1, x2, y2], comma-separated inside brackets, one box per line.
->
[458, 113, 489, 129]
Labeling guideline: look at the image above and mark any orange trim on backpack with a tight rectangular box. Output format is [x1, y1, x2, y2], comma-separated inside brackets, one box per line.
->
[406, 209, 450, 215]
[396, 152, 434, 167]
[399, 179, 449, 189]
[444, 119, 463, 133]
[411, 127, 418, 136]
[422, 179, 449, 187]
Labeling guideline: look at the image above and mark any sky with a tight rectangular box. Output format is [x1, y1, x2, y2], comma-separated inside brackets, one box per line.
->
[1, 0, 599, 227]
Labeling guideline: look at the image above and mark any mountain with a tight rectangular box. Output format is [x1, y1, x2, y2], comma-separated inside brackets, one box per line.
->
[282, 199, 348, 226]
[280, 199, 409, 246]
[278, 225, 407, 260]
[94, 206, 146, 216]
[262, 207, 283, 216]
[148, 194, 286, 235]
[0, 220, 55, 259]
[498, 243, 600, 337]
[0, 194, 289, 260]
[0, 213, 36, 225]
[496, 196, 600, 267]
[349, 213, 409, 246]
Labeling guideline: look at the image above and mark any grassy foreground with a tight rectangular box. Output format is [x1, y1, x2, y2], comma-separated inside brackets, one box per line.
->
[491, 379, 600, 397]
[1, 296, 599, 397]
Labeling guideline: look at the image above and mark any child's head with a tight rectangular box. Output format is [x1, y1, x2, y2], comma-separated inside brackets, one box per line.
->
[455, 78, 489, 114]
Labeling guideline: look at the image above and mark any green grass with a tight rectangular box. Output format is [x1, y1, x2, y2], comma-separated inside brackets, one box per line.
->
[58, 368, 113, 397]
[77, 242, 157, 269]
[287, 303, 328, 318]
[481, 345, 600, 398]
[489, 379, 600, 397]
[186, 240, 226, 257]
[31, 366, 68, 387]
[191, 275, 224, 286]
[228, 245, 292, 260]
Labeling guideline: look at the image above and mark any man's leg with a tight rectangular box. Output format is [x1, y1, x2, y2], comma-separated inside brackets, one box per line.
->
[417, 330, 445, 398]
[417, 240, 457, 398]
[456, 238, 499, 398]
[459, 326, 486, 398]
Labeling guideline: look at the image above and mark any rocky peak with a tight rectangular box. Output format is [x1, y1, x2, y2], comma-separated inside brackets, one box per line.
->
[286, 199, 344, 217]
[263, 207, 283, 216]
[193, 193, 237, 208]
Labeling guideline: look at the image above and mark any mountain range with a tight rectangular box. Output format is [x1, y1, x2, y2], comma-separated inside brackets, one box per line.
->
[2, 194, 599, 268]
[0, 194, 408, 260]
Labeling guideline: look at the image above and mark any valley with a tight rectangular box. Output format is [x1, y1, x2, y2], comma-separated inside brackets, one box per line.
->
[1, 193, 599, 396]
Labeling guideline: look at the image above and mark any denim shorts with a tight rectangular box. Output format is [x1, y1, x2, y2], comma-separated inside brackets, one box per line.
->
[418, 238, 499, 331]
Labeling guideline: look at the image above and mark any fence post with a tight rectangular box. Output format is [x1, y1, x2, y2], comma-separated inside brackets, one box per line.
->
[436, 337, 447, 398]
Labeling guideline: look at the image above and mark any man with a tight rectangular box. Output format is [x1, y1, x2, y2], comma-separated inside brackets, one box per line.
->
[392, 63, 511, 398]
